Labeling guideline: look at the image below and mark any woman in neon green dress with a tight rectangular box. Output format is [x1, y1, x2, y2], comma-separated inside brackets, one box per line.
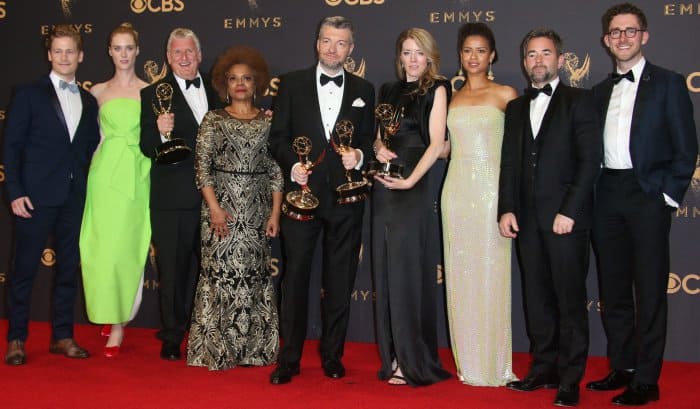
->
[80, 23, 150, 358]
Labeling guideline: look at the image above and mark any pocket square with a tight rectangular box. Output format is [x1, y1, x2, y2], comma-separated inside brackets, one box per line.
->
[352, 98, 365, 108]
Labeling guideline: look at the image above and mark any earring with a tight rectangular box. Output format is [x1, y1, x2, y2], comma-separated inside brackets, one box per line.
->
[458, 67, 464, 77]
[487, 62, 495, 81]
[253, 92, 257, 105]
[226, 92, 230, 104]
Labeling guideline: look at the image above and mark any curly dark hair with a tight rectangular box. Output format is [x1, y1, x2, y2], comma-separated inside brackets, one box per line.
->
[211, 45, 270, 102]
[602, 3, 647, 33]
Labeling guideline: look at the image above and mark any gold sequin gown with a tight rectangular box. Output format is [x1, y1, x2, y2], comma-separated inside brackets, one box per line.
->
[187, 109, 283, 370]
[441, 105, 517, 386]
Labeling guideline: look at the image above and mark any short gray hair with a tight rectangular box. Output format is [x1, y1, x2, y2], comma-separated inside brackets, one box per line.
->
[317, 16, 354, 43]
[166, 27, 201, 53]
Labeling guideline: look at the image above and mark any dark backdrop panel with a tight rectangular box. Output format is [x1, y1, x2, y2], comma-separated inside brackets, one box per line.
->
[0, 0, 698, 362]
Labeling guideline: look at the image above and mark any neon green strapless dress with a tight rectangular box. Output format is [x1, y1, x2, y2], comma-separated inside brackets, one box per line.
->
[80, 98, 151, 323]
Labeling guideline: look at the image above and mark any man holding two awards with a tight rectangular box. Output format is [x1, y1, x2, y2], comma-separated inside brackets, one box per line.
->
[268, 16, 375, 384]
[139, 28, 219, 361]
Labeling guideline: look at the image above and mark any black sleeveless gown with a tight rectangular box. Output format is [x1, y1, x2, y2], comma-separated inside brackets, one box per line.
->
[371, 80, 451, 386]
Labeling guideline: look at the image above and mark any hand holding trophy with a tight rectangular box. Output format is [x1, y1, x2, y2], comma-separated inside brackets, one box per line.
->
[330, 120, 368, 204]
[368, 103, 404, 178]
[151, 83, 191, 164]
[282, 136, 325, 221]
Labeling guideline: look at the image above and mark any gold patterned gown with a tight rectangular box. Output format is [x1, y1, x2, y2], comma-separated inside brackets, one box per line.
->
[441, 105, 517, 386]
[187, 109, 283, 370]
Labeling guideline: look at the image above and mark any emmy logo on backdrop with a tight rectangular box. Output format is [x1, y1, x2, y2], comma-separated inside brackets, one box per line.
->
[367, 103, 404, 178]
[151, 83, 191, 164]
[330, 120, 368, 204]
[561, 52, 590, 88]
[144, 60, 168, 84]
[281, 136, 326, 221]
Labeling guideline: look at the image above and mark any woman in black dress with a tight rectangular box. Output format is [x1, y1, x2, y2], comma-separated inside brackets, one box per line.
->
[371, 27, 451, 386]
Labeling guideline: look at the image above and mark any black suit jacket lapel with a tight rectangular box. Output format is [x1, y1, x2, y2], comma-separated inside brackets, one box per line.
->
[535, 84, 563, 142]
[44, 76, 70, 140]
[305, 68, 327, 147]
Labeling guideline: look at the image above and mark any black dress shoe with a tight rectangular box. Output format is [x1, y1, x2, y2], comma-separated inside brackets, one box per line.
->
[322, 359, 345, 379]
[5, 340, 26, 366]
[507, 372, 559, 392]
[270, 364, 300, 385]
[612, 383, 659, 406]
[586, 369, 634, 391]
[160, 342, 181, 361]
[554, 384, 580, 407]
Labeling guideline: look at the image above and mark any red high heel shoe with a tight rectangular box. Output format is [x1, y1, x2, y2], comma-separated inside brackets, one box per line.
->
[100, 325, 111, 337]
[103, 345, 120, 358]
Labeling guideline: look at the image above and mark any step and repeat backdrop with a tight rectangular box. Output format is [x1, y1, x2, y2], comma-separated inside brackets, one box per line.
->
[0, 0, 698, 361]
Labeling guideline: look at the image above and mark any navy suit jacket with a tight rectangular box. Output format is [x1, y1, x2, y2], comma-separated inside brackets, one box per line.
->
[3, 75, 99, 207]
[592, 61, 698, 204]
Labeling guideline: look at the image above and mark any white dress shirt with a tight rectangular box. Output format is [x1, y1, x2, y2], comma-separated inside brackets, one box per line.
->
[159, 73, 208, 143]
[316, 64, 344, 141]
[49, 71, 82, 142]
[529, 77, 559, 138]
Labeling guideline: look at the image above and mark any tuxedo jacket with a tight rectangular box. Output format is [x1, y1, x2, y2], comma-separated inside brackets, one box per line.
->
[592, 61, 697, 204]
[3, 75, 99, 206]
[269, 66, 375, 210]
[498, 83, 602, 231]
[140, 72, 220, 210]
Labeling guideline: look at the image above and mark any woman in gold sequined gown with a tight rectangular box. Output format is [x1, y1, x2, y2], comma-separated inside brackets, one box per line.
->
[441, 23, 518, 386]
[186, 46, 283, 370]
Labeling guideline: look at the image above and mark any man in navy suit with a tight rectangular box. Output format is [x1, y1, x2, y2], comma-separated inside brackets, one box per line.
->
[586, 3, 698, 406]
[3, 25, 99, 365]
[268, 16, 375, 384]
[498, 28, 601, 407]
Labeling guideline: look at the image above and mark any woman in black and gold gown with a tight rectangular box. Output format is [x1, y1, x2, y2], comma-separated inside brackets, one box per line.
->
[187, 46, 283, 370]
[371, 28, 451, 386]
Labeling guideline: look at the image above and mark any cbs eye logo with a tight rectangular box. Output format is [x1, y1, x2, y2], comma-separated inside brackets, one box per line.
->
[325, 0, 384, 6]
[41, 249, 56, 267]
[688, 72, 700, 93]
[131, 0, 184, 13]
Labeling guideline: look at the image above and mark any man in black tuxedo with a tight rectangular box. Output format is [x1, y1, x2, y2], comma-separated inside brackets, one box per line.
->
[3, 25, 99, 365]
[586, 4, 698, 406]
[140, 28, 219, 361]
[498, 29, 601, 407]
[268, 16, 375, 384]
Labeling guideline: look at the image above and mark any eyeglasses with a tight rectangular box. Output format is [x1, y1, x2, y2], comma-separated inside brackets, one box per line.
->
[607, 27, 645, 39]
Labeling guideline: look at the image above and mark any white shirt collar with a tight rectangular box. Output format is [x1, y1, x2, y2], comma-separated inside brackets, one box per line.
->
[49, 71, 77, 89]
[618, 57, 646, 80]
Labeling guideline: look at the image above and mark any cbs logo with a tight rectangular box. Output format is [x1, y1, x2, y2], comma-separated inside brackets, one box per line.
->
[325, 0, 384, 6]
[131, 0, 184, 13]
[270, 257, 280, 277]
[688, 72, 700, 93]
[41, 249, 56, 267]
[0, 2, 6, 19]
[668, 273, 699, 295]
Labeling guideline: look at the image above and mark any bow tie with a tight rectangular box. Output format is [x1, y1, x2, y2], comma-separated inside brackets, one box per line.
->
[612, 70, 635, 84]
[185, 77, 201, 89]
[59, 79, 79, 94]
[320, 73, 343, 87]
[525, 83, 552, 99]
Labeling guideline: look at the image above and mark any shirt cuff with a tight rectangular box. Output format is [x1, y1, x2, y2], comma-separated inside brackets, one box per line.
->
[290, 162, 301, 182]
[355, 149, 364, 170]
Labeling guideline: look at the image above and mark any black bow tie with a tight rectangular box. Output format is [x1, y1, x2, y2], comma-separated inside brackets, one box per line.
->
[320, 73, 343, 87]
[185, 77, 201, 89]
[612, 70, 635, 84]
[525, 83, 552, 99]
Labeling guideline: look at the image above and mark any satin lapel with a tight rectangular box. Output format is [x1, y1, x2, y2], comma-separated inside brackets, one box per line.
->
[535, 84, 562, 142]
[44, 77, 70, 140]
[72, 88, 91, 144]
[630, 63, 653, 152]
[337, 70, 354, 124]
[306, 68, 327, 147]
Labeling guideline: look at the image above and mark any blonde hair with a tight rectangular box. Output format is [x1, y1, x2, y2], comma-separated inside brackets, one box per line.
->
[394, 28, 445, 95]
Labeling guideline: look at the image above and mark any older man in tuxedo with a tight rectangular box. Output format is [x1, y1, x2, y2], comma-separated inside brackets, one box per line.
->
[140, 28, 219, 361]
[3, 25, 100, 365]
[268, 16, 375, 384]
[586, 3, 697, 406]
[498, 29, 601, 407]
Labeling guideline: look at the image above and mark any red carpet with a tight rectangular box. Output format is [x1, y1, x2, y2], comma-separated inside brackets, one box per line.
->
[0, 320, 697, 409]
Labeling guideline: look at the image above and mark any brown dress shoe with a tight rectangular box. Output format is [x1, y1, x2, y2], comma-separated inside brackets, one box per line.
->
[49, 338, 90, 359]
[5, 340, 26, 365]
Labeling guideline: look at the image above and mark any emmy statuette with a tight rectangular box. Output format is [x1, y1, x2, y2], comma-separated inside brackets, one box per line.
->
[330, 120, 368, 204]
[151, 83, 191, 165]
